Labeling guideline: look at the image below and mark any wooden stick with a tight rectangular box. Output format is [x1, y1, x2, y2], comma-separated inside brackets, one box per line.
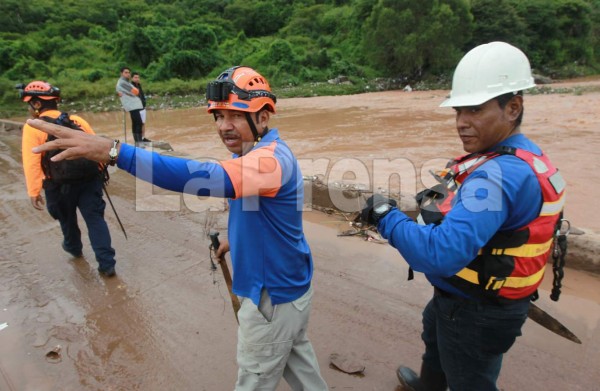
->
[209, 231, 241, 323]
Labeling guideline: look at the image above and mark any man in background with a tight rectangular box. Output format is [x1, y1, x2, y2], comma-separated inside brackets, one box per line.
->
[131, 72, 151, 142]
[20, 81, 117, 277]
[116, 67, 144, 144]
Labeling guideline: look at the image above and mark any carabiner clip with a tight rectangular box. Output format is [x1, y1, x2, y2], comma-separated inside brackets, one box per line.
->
[559, 218, 571, 237]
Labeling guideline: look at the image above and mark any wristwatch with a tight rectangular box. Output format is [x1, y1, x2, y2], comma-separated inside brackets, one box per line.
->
[373, 202, 393, 222]
[108, 139, 120, 166]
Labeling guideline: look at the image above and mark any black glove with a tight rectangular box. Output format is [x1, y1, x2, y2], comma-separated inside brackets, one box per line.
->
[360, 194, 397, 225]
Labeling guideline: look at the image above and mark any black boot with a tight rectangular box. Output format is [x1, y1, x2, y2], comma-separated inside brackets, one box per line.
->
[397, 366, 422, 391]
[397, 364, 448, 391]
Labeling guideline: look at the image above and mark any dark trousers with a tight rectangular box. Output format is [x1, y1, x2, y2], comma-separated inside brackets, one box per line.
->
[45, 178, 116, 270]
[129, 109, 143, 142]
[420, 290, 529, 391]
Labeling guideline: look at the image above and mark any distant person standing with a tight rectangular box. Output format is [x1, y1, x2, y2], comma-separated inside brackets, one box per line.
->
[19, 81, 118, 277]
[131, 72, 151, 142]
[116, 67, 144, 143]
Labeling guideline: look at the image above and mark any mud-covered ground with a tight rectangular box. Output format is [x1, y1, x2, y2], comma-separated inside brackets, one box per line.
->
[1, 80, 600, 390]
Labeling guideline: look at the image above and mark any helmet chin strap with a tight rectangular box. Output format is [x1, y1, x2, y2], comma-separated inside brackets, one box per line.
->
[28, 102, 41, 118]
[244, 112, 260, 142]
[244, 112, 269, 147]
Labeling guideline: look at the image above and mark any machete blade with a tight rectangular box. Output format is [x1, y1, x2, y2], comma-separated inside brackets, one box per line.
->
[528, 302, 581, 344]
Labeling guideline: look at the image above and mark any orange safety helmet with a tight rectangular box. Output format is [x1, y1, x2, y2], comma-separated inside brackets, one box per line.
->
[18, 81, 61, 102]
[206, 66, 276, 114]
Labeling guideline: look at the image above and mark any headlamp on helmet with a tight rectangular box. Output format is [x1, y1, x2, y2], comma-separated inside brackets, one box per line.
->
[206, 81, 277, 104]
[206, 66, 276, 113]
[17, 81, 61, 102]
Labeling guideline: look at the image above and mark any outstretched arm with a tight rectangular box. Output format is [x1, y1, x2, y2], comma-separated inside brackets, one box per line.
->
[28, 118, 236, 198]
[28, 119, 115, 164]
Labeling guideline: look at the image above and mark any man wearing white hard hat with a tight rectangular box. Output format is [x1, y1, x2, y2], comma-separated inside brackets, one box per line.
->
[359, 42, 566, 390]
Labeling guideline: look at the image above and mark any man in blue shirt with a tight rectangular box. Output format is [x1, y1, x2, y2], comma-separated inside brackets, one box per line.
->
[360, 42, 565, 390]
[28, 66, 328, 391]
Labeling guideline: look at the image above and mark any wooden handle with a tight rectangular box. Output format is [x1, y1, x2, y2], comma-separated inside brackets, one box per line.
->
[210, 231, 241, 323]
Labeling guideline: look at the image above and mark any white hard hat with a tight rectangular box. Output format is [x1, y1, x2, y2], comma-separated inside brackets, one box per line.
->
[440, 41, 535, 108]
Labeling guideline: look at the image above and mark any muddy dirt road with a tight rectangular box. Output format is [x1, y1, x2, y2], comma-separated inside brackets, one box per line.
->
[1, 81, 600, 390]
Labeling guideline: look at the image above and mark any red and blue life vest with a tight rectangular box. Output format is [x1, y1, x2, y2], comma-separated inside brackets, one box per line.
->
[416, 146, 566, 301]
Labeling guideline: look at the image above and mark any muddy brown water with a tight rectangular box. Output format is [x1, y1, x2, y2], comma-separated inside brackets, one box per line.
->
[2, 81, 600, 390]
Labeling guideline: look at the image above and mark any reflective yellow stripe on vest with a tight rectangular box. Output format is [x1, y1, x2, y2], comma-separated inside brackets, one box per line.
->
[478, 237, 554, 257]
[540, 193, 566, 216]
[456, 265, 546, 290]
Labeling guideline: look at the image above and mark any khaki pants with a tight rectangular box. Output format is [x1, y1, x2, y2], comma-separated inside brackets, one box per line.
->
[235, 286, 328, 391]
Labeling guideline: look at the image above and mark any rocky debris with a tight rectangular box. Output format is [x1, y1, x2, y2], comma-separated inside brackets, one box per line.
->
[303, 176, 418, 219]
[533, 73, 554, 85]
[371, 77, 407, 91]
[327, 75, 352, 85]
[329, 352, 366, 376]
[565, 228, 600, 275]
[0, 119, 23, 132]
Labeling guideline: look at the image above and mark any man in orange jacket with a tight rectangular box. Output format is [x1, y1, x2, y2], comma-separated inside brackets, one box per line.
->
[20, 81, 117, 277]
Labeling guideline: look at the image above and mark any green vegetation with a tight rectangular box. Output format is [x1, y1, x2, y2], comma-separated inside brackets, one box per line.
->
[2, 0, 599, 117]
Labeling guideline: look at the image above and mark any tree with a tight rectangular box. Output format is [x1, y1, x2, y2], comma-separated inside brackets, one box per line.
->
[224, 0, 292, 37]
[281, 4, 339, 39]
[591, 0, 600, 68]
[147, 23, 221, 79]
[510, 0, 593, 70]
[469, 0, 529, 51]
[0, 0, 53, 33]
[362, 0, 472, 78]
[218, 31, 260, 68]
[555, 0, 593, 65]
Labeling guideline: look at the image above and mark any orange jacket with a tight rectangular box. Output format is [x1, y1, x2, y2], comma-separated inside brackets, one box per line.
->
[21, 110, 96, 197]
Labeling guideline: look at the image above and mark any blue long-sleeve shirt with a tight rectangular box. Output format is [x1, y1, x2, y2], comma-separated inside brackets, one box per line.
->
[377, 134, 543, 296]
[117, 129, 312, 306]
